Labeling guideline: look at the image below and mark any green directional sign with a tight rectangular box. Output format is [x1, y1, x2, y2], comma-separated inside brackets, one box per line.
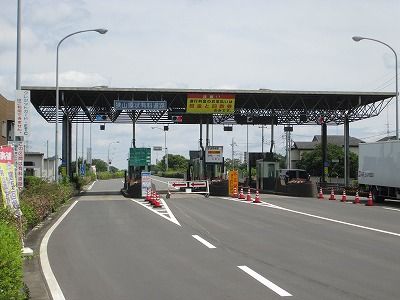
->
[129, 148, 151, 167]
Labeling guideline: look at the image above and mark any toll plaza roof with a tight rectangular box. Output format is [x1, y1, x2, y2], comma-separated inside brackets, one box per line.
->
[23, 86, 395, 125]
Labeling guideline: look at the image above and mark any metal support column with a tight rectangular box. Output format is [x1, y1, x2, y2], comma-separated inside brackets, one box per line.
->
[62, 114, 71, 178]
[206, 121, 210, 147]
[344, 116, 350, 186]
[132, 119, 136, 148]
[199, 120, 205, 179]
[270, 120, 274, 153]
[321, 122, 328, 183]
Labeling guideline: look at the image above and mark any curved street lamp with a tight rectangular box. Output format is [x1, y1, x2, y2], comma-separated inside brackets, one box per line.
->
[55, 28, 108, 182]
[352, 36, 398, 140]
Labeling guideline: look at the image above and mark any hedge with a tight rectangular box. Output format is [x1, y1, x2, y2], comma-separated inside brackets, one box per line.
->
[0, 221, 25, 300]
[97, 171, 125, 180]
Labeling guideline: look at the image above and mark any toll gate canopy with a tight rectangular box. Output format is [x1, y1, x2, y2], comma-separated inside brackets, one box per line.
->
[23, 86, 394, 125]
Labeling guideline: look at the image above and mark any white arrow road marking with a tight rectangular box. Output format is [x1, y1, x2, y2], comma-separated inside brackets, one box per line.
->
[238, 266, 292, 297]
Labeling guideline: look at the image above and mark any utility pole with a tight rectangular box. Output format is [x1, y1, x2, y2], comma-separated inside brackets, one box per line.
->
[230, 137, 236, 170]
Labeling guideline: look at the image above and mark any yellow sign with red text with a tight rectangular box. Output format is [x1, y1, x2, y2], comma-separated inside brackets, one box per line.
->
[228, 170, 239, 196]
[186, 93, 235, 114]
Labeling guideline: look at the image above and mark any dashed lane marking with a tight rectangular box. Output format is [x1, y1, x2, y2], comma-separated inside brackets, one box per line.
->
[238, 266, 292, 297]
[192, 235, 217, 249]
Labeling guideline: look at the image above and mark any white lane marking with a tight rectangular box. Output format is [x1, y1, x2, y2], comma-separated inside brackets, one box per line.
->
[87, 180, 97, 191]
[40, 201, 79, 300]
[192, 235, 216, 249]
[131, 198, 181, 226]
[218, 197, 400, 237]
[382, 207, 400, 212]
[238, 266, 292, 297]
[151, 177, 169, 185]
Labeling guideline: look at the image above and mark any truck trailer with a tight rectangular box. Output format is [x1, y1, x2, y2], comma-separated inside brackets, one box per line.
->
[358, 140, 400, 202]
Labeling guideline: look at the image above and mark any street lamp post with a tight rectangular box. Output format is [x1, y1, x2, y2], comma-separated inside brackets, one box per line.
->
[151, 127, 168, 171]
[55, 28, 107, 182]
[107, 141, 119, 172]
[352, 36, 398, 140]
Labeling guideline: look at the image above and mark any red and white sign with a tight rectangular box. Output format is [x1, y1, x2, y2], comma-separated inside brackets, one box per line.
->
[189, 181, 207, 188]
[170, 182, 188, 188]
[15, 90, 30, 137]
[0, 146, 13, 163]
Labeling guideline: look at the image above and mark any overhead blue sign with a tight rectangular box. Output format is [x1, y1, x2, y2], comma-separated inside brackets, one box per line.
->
[114, 100, 167, 111]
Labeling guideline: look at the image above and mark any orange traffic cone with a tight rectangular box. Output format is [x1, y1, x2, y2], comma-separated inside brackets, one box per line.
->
[153, 193, 162, 208]
[365, 192, 374, 206]
[253, 190, 262, 203]
[146, 189, 151, 201]
[318, 188, 324, 199]
[329, 188, 336, 200]
[353, 191, 360, 204]
[341, 190, 347, 202]
[239, 188, 245, 199]
[232, 187, 238, 198]
[246, 188, 252, 201]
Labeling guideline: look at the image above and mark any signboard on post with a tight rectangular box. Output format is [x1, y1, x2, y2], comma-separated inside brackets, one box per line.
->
[8, 141, 24, 189]
[15, 90, 30, 137]
[228, 170, 239, 196]
[186, 93, 235, 114]
[129, 148, 151, 167]
[114, 100, 167, 111]
[0, 146, 20, 214]
[205, 146, 223, 163]
[141, 171, 152, 197]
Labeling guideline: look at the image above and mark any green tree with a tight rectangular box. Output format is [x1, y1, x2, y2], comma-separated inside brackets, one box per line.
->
[296, 144, 358, 178]
[224, 158, 246, 172]
[157, 154, 188, 171]
[91, 159, 108, 172]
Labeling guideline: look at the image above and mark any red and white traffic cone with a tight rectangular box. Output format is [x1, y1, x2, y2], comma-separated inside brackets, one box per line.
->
[239, 188, 245, 199]
[329, 188, 336, 200]
[318, 188, 324, 199]
[253, 190, 262, 203]
[365, 191, 374, 206]
[146, 189, 151, 201]
[341, 189, 347, 202]
[153, 193, 162, 208]
[246, 188, 252, 201]
[232, 187, 238, 198]
[150, 190, 156, 204]
[353, 191, 360, 204]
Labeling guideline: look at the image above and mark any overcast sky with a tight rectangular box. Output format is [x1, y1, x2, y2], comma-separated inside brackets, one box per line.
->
[1, 0, 399, 169]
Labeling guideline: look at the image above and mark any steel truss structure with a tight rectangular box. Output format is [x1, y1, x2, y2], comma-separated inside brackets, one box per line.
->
[24, 86, 394, 125]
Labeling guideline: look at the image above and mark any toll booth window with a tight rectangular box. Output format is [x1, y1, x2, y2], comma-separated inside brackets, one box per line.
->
[298, 171, 308, 179]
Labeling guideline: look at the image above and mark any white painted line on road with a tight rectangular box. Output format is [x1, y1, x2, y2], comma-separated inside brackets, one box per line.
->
[382, 207, 400, 212]
[238, 266, 292, 297]
[131, 198, 181, 226]
[87, 180, 97, 191]
[192, 235, 216, 248]
[151, 177, 169, 185]
[218, 196, 400, 237]
[268, 203, 400, 238]
[40, 200, 79, 300]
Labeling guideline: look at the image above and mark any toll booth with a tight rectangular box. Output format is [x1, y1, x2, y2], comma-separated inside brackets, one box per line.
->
[188, 147, 228, 195]
[256, 160, 279, 191]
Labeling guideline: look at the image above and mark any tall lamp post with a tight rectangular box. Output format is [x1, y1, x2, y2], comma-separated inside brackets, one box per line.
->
[352, 36, 398, 140]
[107, 141, 119, 172]
[55, 28, 107, 182]
[151, 126, 168, 171]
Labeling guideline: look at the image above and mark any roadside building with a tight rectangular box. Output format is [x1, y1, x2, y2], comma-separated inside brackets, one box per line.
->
[0, 93, 15, 146]
[291, 135, 364, 168]
[24, 152, 44, 177]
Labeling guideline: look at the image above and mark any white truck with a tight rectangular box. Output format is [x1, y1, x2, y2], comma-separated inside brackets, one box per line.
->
[358, 140, 400, 202]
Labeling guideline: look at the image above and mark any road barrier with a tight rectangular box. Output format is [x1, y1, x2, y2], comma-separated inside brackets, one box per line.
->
[166, 180, 210, 198]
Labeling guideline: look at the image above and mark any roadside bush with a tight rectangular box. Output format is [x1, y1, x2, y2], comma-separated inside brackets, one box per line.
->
[0, 221, 24, 300]
[97, 171, 125, 180]
[156, 170, 185, 178]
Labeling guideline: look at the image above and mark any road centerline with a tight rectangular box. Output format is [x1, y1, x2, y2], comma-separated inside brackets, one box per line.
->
[238, 265, 292, 297]
[192, 235, 217, 249]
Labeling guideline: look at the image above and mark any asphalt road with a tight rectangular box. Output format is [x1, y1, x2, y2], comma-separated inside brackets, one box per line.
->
[45, 178, 400, 300]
